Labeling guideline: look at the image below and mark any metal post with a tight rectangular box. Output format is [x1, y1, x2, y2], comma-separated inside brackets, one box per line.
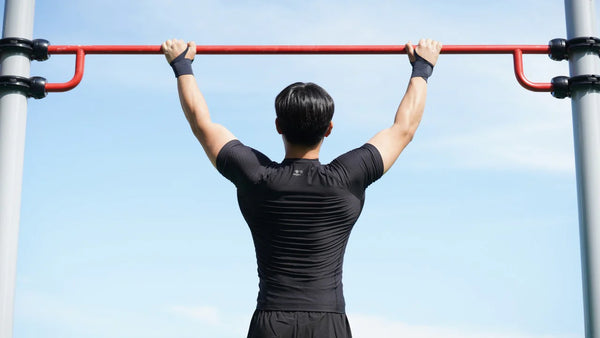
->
[0, 0, 35, 337]
[565, 0, 600, 337]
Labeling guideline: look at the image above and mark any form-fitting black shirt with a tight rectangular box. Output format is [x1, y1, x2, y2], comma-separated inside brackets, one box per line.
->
[216, 140, 383, 313]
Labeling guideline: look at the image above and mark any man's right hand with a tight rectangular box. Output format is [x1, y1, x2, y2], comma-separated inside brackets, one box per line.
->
[161, 39, 197, 64]
[405, 39, 442, 66]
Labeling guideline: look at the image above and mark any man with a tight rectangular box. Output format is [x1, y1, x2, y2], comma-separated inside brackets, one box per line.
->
[162, 38, 442, 338]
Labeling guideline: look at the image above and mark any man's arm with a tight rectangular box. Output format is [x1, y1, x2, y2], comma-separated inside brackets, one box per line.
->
[367, 39, 442, 174]
[162, 39, 236, 167]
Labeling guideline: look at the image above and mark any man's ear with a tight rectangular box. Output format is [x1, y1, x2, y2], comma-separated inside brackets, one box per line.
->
[275, 118, 283, 135]
[324, 121, 333, 137]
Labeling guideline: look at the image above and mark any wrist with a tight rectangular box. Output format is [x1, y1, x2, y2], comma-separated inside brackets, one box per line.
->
[410, 51, 434, 82]
[169, 47, 194, 78]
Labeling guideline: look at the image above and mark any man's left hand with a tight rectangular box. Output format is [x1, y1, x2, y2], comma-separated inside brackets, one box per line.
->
[161, 39, 196, 64]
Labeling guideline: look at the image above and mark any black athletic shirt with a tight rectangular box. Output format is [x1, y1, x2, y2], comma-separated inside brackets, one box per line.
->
[216, 140, 384, 313]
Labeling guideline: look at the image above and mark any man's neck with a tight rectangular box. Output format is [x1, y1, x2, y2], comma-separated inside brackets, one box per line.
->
[284, 141, 322, 160]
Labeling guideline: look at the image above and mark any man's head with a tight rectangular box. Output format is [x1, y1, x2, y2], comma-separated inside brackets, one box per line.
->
[275, 82, 334, 147]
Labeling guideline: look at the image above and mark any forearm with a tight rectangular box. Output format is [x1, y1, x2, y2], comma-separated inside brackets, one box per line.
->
[177, 74, 212, 138]
[392, 77, 427, 138]
[367, 77, 427, 173]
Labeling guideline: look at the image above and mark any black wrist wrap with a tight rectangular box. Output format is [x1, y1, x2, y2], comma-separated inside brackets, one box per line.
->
[170, 47, 194, 78]
[410, 51, 434, 82]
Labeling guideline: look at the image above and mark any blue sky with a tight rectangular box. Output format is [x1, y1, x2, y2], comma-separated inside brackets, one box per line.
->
[3, 0, 595, 337]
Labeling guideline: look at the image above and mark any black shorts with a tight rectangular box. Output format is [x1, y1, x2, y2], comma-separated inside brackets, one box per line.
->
[247, 310, 353, 338]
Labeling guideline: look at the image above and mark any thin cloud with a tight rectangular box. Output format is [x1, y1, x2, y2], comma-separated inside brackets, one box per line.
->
[168, 305, 221, 325]
[349, 313, 579, 338]
[422, 118, 575, 173]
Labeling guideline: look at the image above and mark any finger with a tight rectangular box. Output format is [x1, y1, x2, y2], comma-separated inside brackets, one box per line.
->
[424, 39, 432, 51]
[405, 41, 416, 62]
[161, 41, 173, 62]
[185, 41, 196, 59]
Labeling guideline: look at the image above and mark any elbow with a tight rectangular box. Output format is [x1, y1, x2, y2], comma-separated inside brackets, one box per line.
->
[392, 123, 416, 144]
[404, 129, 416, 145]
[407, 129, 416, 143]
[406, 123, 419, 142]
[184, 110, 208, 134]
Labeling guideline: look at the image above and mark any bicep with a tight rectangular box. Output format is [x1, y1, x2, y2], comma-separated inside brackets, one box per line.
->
[367, 124, 413, 174]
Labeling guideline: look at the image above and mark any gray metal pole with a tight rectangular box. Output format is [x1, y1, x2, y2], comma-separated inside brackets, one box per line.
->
[0, 0, 35, 337]
[565, 0, 600, 337]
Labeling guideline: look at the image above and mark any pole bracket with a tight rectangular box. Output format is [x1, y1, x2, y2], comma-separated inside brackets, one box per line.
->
[549, 37, 600, 61]
[0, 37, 50, 61]
[0, 75, 47, 99]
[551, 74, 600, 98]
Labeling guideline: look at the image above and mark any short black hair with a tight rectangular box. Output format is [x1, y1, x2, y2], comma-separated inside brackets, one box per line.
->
[275, 82, 334, 147]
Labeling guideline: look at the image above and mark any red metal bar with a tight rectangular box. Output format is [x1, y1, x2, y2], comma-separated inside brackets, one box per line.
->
[46, 44, 551, 55]
[512, 49, 553, 92]
[44, 44, 553, 93]
[44, 48, 85, 92]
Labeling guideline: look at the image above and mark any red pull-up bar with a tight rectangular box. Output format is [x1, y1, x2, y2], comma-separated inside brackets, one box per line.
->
[44, 44, 553, 93]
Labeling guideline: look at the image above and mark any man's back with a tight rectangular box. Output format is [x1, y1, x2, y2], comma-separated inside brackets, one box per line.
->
[162, 37, 441, 337]
[217, 140, 383, 312]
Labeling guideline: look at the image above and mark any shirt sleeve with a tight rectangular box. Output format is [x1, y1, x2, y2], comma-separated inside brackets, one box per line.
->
[330, 143, 384, 191]
[216, 140, 274, 188]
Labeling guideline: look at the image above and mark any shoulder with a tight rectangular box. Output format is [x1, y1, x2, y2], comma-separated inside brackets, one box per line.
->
[216, 140, 275, 185]
[328, 144, 384, 187]
[331, 144, 383, 170]
[217, 140, 271, 165]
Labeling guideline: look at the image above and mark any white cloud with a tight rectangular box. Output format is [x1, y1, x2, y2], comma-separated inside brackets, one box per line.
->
[16, 291, 251, 338]
[167, 305, 221, 325]
[167, 304, 252, 337]
[15, 292, 580, 338]
[349, 313, 579, 338]
[423, 118, 575, 173]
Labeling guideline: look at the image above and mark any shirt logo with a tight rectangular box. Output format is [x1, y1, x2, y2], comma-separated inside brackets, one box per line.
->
[293, 169, 304, 177]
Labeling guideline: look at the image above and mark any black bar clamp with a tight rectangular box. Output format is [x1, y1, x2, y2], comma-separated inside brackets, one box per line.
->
[551, 75, 600, 99]
[548, 37, 600, 98]
[549, 37, 600, 61]
[0, 37, 50, 98]
[0, 37, 50, 61]
[0, 76, 47, 99]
